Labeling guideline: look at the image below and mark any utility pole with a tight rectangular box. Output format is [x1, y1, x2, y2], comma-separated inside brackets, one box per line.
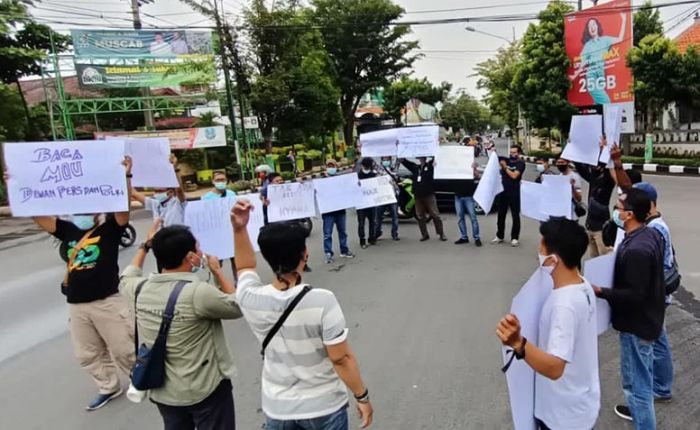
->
[131, 0, 155, 130]
[213, 0, 246, 179]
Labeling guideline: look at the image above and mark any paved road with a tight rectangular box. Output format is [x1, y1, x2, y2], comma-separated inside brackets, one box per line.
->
[1, 141, 699, 429]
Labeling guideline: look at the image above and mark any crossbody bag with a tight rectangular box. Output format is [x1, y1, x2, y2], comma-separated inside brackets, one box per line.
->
[260, 285, 313, 358]
[131, 280, 189, 390]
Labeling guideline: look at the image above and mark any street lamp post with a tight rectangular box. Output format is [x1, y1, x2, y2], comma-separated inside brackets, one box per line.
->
[465, 26, 513, 44]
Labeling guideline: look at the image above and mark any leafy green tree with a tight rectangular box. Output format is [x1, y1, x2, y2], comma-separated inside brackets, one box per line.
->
[633, 1, 663, 47]
[475, 42, 521, 137]
[627, 34, 683, 131]
[245, 0, 341, 152]
[312, 0, 419, 145]
[383, 76, 451, 124]
[440, 92, 492, 133]
[679, 46, 700, 120]
[511, 0, 576, 133]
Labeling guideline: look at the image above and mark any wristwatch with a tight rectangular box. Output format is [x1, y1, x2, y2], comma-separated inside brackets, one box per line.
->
[514, 337, 527, 360]
[126, 173, 133, 178]
[354, 388, 370, 404]
[139, 241, 152, 253]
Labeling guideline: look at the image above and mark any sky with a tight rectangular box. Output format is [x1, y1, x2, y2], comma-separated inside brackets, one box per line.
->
[29, 0, 698, 99]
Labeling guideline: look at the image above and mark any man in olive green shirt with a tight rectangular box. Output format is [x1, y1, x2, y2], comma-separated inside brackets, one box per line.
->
[119, 222, 242, 429]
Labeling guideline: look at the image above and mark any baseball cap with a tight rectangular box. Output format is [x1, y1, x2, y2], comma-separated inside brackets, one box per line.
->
[633, 182, 658, 203]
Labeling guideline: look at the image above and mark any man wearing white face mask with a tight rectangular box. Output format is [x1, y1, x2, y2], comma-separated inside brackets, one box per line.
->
[497, 218, 599, 430]
[130, 154, 187, 228]
[120, 223, 241, 428]
[26, 157, 136, 411]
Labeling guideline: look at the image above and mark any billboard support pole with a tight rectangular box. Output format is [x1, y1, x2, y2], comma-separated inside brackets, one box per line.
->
[131, 0, 156, 130]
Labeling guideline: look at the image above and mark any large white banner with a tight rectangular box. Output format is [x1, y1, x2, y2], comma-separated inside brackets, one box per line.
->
[3, 140, 128, 216]
[434, 145, 475, 180]
[359, 128, 399, 157]
[473, 152, 504, 214]
[356, 176, 397, 209]
[266, 182, 317, 222]
[313, 173, 362, 214]
[124, 137, 179, 188]
[397, 125, 439, 158]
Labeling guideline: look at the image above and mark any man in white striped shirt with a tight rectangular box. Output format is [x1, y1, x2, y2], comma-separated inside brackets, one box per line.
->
[230, 199, 373, 429]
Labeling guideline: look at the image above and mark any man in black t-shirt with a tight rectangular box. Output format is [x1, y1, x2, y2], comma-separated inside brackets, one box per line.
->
[29, 157, 135, 412]
[401, 157, 447, 242]
[493, 145, 526, 246]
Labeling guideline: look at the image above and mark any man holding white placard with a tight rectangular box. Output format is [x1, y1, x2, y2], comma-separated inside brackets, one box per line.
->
[497, 218, 599, 430]
[400, 157, 446, 242]
[320, 160, 356, 264]
[9, 157, 137, 411]
[494, 146, 525, 247]
[130, 153, 187, 228]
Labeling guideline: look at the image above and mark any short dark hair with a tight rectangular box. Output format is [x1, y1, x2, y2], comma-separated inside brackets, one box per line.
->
[536, 156, 548, 162]
[626, 169, 643, 184]
[621, 188, 651, 222]
[539, 218, 588, 269]
[267, 172, 281, 182]
[510, 145, 523, 154]
[212, 170, 227, 180]
[361, 157, 374, 169]
[152, 225, 197, 270]
[257, 222, 306, 274]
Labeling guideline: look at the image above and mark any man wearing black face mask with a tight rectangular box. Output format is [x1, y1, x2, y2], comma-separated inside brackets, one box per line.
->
[493, 145, 526, 246]
[18, 157, 136, 411]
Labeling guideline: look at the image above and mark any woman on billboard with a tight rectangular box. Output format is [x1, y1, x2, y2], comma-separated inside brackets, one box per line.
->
[569, 12, 627, 105]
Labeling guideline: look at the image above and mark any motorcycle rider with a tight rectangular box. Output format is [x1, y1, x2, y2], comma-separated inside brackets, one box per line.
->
[400, 157, 447, 242]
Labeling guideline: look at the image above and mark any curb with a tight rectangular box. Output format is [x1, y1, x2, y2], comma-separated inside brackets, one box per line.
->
[521, 156, 700, 176]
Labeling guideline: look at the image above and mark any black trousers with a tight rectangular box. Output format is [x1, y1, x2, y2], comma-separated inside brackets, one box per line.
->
[357, 208, 377, 245]
[496, 191, 521, 240]
[155, 379, 235, 430]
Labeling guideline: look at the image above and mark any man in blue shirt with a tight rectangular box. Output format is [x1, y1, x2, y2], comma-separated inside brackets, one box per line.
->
[202, 170, 237, 279]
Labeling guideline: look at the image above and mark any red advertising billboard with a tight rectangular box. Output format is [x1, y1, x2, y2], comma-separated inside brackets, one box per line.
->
[565, 0, 634, 107]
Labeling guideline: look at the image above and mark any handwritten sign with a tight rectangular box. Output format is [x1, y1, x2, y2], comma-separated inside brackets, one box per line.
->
[3, 140, 128, 216]
[124, 137, 178, 188]
[360, 128, 399, 157]
[561, 115, 603, 166]
[356, 176, 397, 209]
[313, 173, 362, 214]
[266, 181, 316, 222]
[473, 152, 504, 213]
[434, 145, 475, 179]
[397, 125, 439, 157]
[185, 198, 236, 259]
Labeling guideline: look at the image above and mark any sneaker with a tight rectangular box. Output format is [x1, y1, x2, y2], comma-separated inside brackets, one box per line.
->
[324, 253, 334, 264]
[439, 235, 448, 242]
[420, 236, 430, 242]
[614, 405, 633, 422]
[340, 252, 355, 259]
[455, 238, 469, 245]
[361, 244, 368, 249]
[304, 265, 312, 273]
[475, 239, 483, 247]
[655, 395, 673, 403]
[86, 389, 123, 411]
[491, 237, 504, 244]
[511, 239, 519, 247]
[392, 237, 400, 241]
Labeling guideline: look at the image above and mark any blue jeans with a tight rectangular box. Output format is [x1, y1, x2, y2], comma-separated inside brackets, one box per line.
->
[454, 196, 480, 240]
[375, 203, 399, 239]
[266, 406, 348, 430]
[653, 327, 673, 398]
[620, 332, 656, 430]
[322, 212, 349, 256]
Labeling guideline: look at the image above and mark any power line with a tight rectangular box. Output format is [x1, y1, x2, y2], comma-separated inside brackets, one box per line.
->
[405, 1, 576, 15]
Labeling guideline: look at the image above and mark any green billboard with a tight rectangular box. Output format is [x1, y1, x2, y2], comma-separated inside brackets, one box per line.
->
[71, 30, 213, 58]
[76, 60, 215, 89]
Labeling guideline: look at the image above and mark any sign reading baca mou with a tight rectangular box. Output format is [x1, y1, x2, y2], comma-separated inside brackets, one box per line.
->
[71, 30, 213, 58]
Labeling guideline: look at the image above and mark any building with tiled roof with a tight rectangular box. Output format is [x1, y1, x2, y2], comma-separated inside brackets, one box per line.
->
[675, 13, 700, 54]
